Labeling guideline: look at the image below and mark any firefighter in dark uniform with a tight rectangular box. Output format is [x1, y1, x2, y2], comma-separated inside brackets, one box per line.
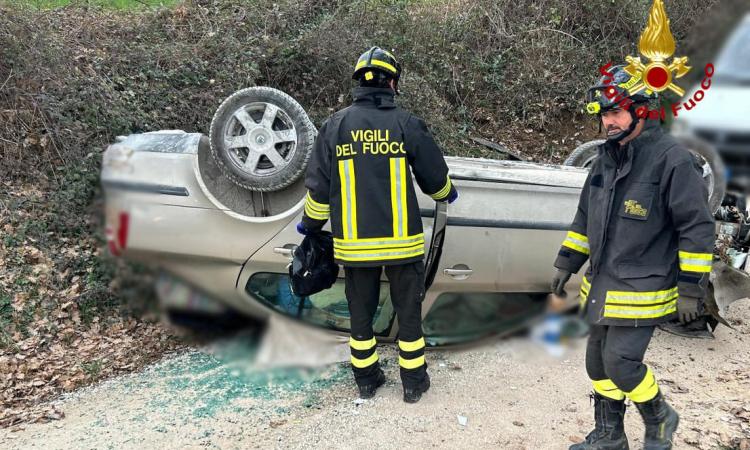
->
[297, 47, 458, 403]
[551, 66, 715, 449]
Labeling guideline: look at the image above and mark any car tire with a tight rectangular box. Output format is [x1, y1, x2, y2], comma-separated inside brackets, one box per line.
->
[564, 139, 605, 168]
[209, 87, 316, 192]
[564, 137, 725, 214]
[678, 135, 725, 214]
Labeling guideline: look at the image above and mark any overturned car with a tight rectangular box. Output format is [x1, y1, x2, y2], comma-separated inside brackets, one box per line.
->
[101, 87, 748, 345]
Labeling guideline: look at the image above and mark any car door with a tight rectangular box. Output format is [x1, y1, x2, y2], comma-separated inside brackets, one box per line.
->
[419, 171, 585, 346]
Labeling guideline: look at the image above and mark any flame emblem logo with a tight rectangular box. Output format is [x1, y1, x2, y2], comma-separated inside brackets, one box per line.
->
[623, 0, 691, 96]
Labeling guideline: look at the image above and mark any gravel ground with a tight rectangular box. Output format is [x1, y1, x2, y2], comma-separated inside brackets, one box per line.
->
[1, 300, 749, 450]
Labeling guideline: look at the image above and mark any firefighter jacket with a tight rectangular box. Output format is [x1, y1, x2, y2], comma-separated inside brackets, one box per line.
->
[554, 121, 715, 326]
[302, 87, 456, 267]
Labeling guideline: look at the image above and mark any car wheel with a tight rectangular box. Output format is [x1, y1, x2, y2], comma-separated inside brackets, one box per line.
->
[564, 137, 725, 214]
[678, 135, 725, 214]
[564, 139, 605, 168]
[209, 87, 316, 192]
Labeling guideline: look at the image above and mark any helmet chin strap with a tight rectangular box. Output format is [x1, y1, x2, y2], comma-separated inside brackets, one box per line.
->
[605, 107, 641, 144]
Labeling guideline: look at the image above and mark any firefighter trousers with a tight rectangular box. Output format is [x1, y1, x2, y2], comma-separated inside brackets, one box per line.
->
[344, 261, 427, 389]
[585, 324, 661, 403]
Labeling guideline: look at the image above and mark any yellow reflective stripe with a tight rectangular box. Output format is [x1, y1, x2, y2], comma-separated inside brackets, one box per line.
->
[335, 242, 423, 254]
[625, 367, 659, 403]
[567, 231, 588, 243]
[335, 234, 424, 250]
[603, 304, 677, 319]
[398, 337, 425, 352]
[604, 287, 678, 319]
[679, 250, 712, 273]
[562, 231, 590, 255]
[430, 177, 452, 200]
[305, 192, 329, 211]
[399, 158, 407, 237]
[389, 158, 408, 238]
[678, 251, 712, 261]
[562, 241, 590, 255]
[350, 161, 358, 240]
[579, 276, 590, 309]
[351, 352, 379, 369]
[390, 158, 399, 238]
[606, 288, 678, 304]
[305, 204, 328, 220]
[592, 379, 625, 401]
[339, 159, 358, 240]
[305, 193, 330, 219]
[399, 355, 425, 370]
[349, 337, 376, 351]
[355, 58, 397, 74]
[334, 245, 425, 262]
[680, 264, 712, 273]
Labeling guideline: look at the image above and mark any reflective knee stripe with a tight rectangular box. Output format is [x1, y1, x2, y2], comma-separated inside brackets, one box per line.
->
[625, 367, 659, 403]
[349, 337, 376, 351]
[333, 234, 425, 262]
[678, 250, 712, 273]
[562, 231, 590, 255]
[604, 287, 678, 319]
[338, 159, 358, 240]
[398, 337, 425, 352]
[592, 378, 625, 401]
[304, 192, 330, 220]
[351, 352, 379, 369]
[430, 176, 452, 201]
[390, 157, 408, 238]
[399, 355, 425, 370]
[579, 276, 591, 309]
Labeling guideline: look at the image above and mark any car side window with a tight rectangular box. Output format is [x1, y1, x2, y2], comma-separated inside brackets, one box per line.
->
[246, 273, 395, 335]
[423, 292, 547, 345]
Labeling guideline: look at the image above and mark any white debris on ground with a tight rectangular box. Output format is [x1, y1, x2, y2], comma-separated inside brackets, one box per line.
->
[1, 300, 748, 450]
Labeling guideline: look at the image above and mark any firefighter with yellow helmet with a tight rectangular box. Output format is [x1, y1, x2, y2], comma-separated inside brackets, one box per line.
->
[298, 47, 458, 403]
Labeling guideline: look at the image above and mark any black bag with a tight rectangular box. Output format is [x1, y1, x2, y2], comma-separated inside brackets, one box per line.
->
[289, 231, 339, 297]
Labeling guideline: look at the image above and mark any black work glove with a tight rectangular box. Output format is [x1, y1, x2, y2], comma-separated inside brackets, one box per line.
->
[677, 296, 702, 324]
[550, 269, 572, 297]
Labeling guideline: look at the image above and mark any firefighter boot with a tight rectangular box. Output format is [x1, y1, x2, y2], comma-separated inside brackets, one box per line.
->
[634, 391, 679, 450]
[357, 369, 386, 399]
[403, 373, 430, 403]
[570, 393, 629, 450]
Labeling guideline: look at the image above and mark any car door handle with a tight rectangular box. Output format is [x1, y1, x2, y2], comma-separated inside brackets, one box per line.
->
[273, 244, 297, 258]
[444, 266, 473, 280]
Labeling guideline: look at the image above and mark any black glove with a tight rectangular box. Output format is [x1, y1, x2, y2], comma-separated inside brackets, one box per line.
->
[550, 269, 572, 296]
[677, 296, 702, 324]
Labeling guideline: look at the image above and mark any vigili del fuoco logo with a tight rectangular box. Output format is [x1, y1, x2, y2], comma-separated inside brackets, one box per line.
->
[595, 0, 714, 120]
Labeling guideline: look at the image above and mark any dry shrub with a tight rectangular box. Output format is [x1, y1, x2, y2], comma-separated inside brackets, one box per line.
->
[2, 0, 739, 179]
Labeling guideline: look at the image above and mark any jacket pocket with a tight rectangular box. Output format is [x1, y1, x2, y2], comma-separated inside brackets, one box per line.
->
[617, 263, 670, 279]
[618, 186, 655, 221]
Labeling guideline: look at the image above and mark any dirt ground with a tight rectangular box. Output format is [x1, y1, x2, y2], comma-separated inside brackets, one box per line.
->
[1, 300, 748, 450]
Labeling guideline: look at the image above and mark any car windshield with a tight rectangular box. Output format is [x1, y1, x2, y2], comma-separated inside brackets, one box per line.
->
[715, 20, 750, 83]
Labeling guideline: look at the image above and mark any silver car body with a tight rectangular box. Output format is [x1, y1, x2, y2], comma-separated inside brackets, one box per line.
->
[102, 131, 589, 344]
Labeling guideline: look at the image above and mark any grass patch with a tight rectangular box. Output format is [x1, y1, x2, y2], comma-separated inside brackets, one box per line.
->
[81, 359, 104, 377]
[6, 0, 178, 10]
